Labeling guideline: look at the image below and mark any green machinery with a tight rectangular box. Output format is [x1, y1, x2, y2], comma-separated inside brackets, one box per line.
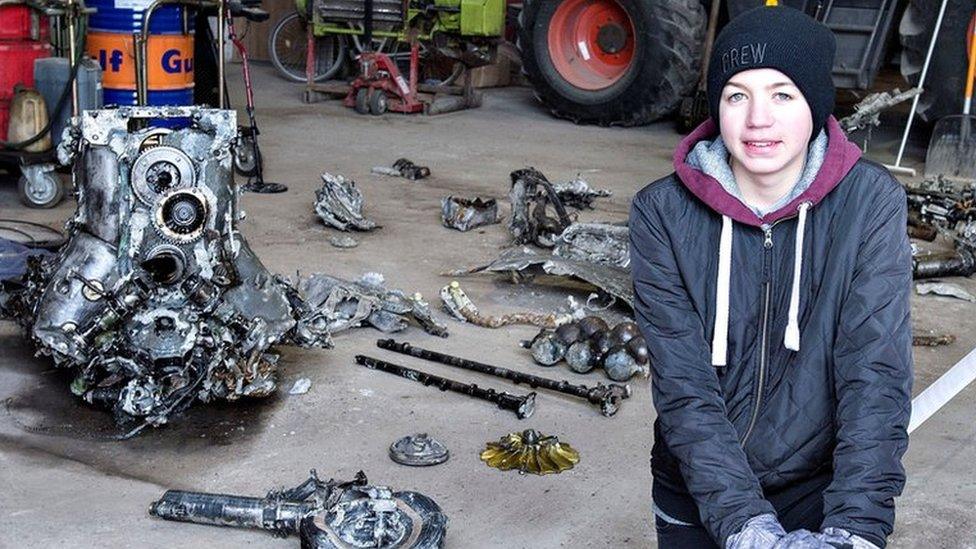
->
[299, 0, 505, 74]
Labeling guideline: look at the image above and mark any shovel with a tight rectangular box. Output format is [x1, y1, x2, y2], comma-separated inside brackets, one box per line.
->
[924, 15, 976, 182]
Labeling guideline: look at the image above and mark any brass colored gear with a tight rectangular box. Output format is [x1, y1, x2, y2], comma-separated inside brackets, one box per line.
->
[480, 429, 579, 475]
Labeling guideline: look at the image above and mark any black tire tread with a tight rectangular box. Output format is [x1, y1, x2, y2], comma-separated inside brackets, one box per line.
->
[898, 0, 971, 123]
[517, 0, 706, 127]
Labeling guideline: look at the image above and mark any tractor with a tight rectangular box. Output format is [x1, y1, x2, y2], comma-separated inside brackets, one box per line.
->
[516, 0, 976, 127]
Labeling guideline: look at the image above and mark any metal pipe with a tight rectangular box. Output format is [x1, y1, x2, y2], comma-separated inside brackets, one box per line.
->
[66, 0, 79, 115]
[138, 0, 217, 105]
[377, 339, 631, 417]
[355, 355, 536, 419]
[149, 490, 309, 534]
[217, 0, 225, 108]
[887, 0, 950, 175]
[364, 0, 373, 51]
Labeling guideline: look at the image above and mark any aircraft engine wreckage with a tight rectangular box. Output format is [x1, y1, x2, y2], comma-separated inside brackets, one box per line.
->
[150, 470, 448, 548]
[1, 107, 330, 434]
[315, 172, 378, 232]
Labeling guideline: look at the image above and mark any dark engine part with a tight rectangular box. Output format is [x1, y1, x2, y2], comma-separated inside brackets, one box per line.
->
[508, 168, 573, 248]
[526, 317, 648, 382]
[377, 338, 631, 417]
[356, 354, 536, 419]
[149, 470, 448, 548]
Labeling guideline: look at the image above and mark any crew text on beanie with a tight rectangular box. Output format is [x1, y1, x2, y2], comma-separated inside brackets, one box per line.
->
[706, 5, 836, 138]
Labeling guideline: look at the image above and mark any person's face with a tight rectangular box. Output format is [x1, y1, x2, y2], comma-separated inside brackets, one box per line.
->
[718, 68, 813, 181]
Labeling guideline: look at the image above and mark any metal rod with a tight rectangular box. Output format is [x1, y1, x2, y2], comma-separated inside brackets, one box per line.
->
[217, 0, 225, 108]
[888, 0, 950, 174]
[364, 0, 373, 51]
[66, 0, 79, 116]
[377, 339, 631, 417]
[355, 355, 536, 419]
[138, 1, 218, 106]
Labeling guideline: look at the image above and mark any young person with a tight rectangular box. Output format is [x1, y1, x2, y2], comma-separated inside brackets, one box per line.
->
[629, 6, 912, 549]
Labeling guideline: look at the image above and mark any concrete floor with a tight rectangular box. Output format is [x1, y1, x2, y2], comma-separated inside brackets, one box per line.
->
[1, 63, 975, 548]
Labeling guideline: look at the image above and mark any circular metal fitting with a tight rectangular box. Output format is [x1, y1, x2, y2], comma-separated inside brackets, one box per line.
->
[131, 146, 195, 205]
[142, 245, 188, 284]
[389, 433, 450, 466]
[153, 188, 209, 244]
[81, 279, 104, 301]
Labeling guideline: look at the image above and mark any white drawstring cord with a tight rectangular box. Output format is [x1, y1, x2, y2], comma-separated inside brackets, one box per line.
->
[712, 215, 733, 366]
[784, 203, 811, 351]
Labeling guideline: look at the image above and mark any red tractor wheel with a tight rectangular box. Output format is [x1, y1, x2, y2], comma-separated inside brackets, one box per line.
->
[547, 0, 636, 91]
[519, 0, 705, 126]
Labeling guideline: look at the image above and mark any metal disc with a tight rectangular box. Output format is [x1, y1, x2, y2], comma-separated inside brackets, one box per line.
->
[131, 146, 195, 206]
[389, 433, 449, 467]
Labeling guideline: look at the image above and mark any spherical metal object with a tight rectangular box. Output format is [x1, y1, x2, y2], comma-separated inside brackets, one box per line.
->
[609, 321, 640, 345]
[577, 316, 609, 340]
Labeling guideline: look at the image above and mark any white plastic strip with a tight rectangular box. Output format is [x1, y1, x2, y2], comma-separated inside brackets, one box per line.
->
[909, 345, 976, 434]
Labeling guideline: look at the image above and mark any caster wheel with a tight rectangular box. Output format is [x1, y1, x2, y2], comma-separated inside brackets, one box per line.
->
[354, 88, 370, 114]
[18, 167, 64, 209]
[369, 91, 388, 115]
[234, 132, 261, 177]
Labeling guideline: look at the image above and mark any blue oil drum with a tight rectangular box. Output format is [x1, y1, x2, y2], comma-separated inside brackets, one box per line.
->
[86, 0, 195, 124]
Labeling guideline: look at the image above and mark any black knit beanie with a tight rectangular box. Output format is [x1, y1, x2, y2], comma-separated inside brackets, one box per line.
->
[707, 5, 836, 139]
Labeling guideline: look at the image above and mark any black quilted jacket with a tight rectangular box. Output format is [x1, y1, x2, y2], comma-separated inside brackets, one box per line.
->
[629, 117, 912, 547]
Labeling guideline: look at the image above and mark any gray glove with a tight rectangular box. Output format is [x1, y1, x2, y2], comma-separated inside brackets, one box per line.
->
[816, 528, 881, 549]
[771, 530, 834, 548]
[725, 513, 787, 549]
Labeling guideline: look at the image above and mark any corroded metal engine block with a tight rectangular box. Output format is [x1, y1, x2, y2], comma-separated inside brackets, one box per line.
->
[14, 107, 321, 431]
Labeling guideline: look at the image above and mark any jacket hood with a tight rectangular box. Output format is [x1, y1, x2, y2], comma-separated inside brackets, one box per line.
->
[673, 116, 861, 227]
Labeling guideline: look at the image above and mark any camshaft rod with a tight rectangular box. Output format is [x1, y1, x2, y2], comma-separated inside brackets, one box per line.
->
[376, 339, 631, 417]
[355, 354, 535, 419]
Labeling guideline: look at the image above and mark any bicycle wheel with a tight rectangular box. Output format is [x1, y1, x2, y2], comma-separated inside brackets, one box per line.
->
[269, 12, 346, 83]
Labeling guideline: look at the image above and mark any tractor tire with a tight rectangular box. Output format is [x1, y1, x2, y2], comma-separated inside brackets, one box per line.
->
[518, 0, 706, 127]
[899, 0, 973, 123]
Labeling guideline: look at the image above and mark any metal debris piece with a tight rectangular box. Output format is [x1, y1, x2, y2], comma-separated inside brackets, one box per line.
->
[525, 318, 648, 381]
[915, 281, 976, 302]
[907, 179, 976, 279]
[441, 196, 500, 232]
[913, 249, 976, 279]
[149, 470, 448, 548]
[446, 247, 634, 309]
[329, 235, 359, 248]
[0, 107, 329, 434]
[839, 87, 921, 133]
[554, 223, 630, 268]
[314, 173, 377, 232]
[292, 273, 448, 337]
[552, 175, 612, 210]
[389, 433, 450, 466]
[372, 158, 430, 181]
[508, 168, 573, 247]
[378, 339, 631, 417]
[913, 332, 956, 346]
[355, 354, 536, 419]
[480, 429, 579, 475]
[527, 330, 566, 366]
[289, 378, 312, 395]
[439, 280, 575, 328]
